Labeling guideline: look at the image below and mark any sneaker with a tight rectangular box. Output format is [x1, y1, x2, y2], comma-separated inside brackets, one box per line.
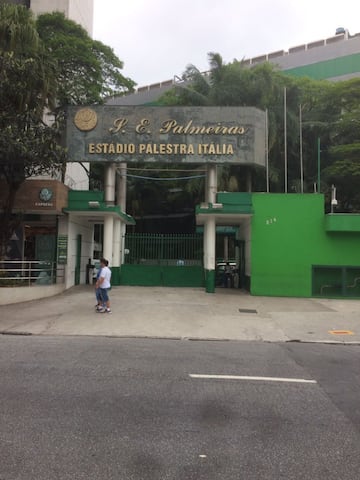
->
[105, 308, 112, 314]
[97, 307, 106, 313]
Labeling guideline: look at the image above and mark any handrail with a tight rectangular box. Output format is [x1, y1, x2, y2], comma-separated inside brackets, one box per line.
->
[0, 260, 64, 286]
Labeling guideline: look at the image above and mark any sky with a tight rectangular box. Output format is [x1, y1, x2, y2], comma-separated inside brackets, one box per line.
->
[93, 0, 360, 87]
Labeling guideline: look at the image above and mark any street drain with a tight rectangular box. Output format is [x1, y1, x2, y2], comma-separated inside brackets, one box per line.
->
[239, 308, 257, 314]
[328, 330, 354, 335]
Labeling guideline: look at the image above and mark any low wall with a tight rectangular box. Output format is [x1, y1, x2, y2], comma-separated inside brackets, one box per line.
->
[0, 284, 66, 306]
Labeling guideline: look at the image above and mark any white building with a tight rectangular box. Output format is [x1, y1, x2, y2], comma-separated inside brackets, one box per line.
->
[6, 0, 94, 190]
[30, 0, 94, 189]
[2, 0, 98, 294]
[30, 0, 93, 36]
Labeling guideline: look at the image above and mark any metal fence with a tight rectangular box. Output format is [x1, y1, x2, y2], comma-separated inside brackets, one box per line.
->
[312, 265, 360, 297]
[0, 261, 64, 287]
[124, 233, 203, 266]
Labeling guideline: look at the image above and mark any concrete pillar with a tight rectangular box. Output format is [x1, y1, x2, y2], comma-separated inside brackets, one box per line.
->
[105, 163, 116, 205]
[113, 219, 121, 267]
[103, 163, 116, 275]
[117, 163, 127, 211]
[103, 215, 114, 265]
[204, 167, 209, 202]
[204, 216, 216, 293]
[203, 164, 217, 293]
[207, 164, 217, 203]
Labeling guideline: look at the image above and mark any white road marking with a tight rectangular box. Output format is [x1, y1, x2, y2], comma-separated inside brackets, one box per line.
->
[189, 374, 317, 384]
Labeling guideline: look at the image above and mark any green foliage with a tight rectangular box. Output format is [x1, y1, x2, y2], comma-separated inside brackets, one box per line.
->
[0, 5, 138, 254]
[36, 12, 136, 105]
[0, 3, 39, 54]
[159, 52, 360, 206]
[0, 4, 65, 258]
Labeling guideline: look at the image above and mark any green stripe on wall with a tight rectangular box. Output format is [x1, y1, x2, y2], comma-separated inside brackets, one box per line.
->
[284, 53, 360, 80]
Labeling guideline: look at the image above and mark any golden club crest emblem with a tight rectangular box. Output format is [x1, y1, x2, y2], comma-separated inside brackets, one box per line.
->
[74, 108, 98, 131]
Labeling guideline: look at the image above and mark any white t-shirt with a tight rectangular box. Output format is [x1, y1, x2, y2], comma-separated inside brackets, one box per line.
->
[100, 265, 111, 289]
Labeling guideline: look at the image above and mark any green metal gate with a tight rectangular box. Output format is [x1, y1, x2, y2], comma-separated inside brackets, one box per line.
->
[121, 233, 204, 287]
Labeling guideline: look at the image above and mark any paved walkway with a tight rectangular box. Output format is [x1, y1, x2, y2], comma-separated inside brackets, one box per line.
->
[0, 286, 359, 343]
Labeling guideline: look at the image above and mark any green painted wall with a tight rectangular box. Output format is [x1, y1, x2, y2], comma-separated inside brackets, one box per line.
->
[251, 194, 360, 297]
[325, 214, 360, 232]
[284, 53, 360, 80]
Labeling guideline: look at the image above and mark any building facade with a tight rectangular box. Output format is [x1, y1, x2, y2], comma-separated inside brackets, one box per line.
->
[108, 30, 360, 107]
[1, 0, 95, 293]
[196, 192, 360, 297]
[30, 0, 93, 36]
[5, 0, 93, 35]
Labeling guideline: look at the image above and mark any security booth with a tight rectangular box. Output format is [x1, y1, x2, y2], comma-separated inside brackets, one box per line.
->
[196, 193, 253, 292]
[62, 190, 135, 287]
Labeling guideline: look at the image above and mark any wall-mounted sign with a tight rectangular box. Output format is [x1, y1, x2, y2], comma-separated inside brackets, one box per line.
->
[57, 235, 68, 265]
[35, 187, 54, 207]
[66, 106, 266, 166]
[38, 187, 54, 203]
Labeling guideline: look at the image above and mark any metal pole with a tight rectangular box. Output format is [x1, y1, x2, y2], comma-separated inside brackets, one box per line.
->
[284, 87, 288, 193]
[317, 138, 321, 193]
[299, 104, 304, 193]
[265, 108, 269, 193]
[116, 163, 127, 266]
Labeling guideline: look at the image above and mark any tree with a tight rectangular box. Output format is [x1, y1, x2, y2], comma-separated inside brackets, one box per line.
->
[36, 12, 136, 105]
[160, 54, 339, 195]
[0, 5, 137, 257]
[319, 78, 360, 211]
[35, 11, 136, 191]
[161, 54, 297, 192]
[0, 4, 66, 259]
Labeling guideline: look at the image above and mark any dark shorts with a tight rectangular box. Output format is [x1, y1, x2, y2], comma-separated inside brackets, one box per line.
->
[100, 288, 109, 302]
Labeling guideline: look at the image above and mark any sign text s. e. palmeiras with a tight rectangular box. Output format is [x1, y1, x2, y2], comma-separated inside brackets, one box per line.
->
[66, 106, 266, 166]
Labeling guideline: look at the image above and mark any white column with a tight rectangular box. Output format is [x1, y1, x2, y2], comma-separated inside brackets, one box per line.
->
[207, 164, 217, 203]
[203, 164, 217, 293]
[105, 163, 116, 205]
[113, 219, 121, 267]
[203, 221, 208, 271]
[204, 216, 216, 271]
[103, 215, 114, 264]
[117, 163, 127, 211]
[103, 164, 116, 264]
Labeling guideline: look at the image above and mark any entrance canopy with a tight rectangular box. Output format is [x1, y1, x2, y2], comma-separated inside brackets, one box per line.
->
[66, 106, 266, 166]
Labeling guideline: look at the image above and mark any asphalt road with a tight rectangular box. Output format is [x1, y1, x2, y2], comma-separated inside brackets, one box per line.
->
[1, 336, 360, 480]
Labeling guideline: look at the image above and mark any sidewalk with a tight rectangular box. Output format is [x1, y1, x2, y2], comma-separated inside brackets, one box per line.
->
[0, 286, 359, 344]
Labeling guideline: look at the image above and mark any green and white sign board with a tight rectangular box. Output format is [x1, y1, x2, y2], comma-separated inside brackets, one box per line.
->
[57, 235, 68, 265]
